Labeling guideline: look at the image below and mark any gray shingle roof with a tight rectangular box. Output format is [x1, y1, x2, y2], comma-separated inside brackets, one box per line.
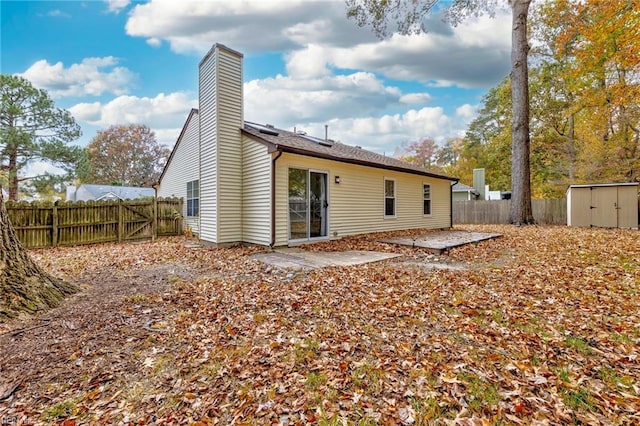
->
[79, 184, 154, 201]
[242, 122, 457, 182]
[452, 183, 478, 193]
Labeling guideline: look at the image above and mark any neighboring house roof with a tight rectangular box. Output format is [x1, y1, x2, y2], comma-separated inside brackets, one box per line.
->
[242, 122, 457, 181]
[452, 183, 479, 194]
[72, 184, 154, 201]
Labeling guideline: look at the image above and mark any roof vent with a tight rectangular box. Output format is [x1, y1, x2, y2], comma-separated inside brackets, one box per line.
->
[299, 133, 333, 147]
[245, 122, 279, 136]
[265, 124, 274, 128]
[355, 146, 362, 149]
[296, 130, 307, 135]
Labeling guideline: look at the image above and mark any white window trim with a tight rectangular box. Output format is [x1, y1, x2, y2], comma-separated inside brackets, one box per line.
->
[423, 182, 432, 217]
[384, 178, 396, 219]
[186, 179, 200, 218]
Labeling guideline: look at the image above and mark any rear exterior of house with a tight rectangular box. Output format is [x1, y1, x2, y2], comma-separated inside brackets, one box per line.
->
[156, 109, 200, 234]
[158, 43, 458, 246]
[567, 183, 638, 228]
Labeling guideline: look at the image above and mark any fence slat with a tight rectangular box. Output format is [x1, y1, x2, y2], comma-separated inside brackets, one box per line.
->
[453, 199, 567, 225]
[6, 198, 183, 248]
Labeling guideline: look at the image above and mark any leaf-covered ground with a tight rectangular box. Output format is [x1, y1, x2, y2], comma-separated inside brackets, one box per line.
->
[1, 225, 639, 425]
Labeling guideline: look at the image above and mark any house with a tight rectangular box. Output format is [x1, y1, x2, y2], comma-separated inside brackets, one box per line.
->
[567, 183, 638, 228]
[158, 43, 458, 246]
[66, 184, 155, 201]
[452, 183, 479, 201]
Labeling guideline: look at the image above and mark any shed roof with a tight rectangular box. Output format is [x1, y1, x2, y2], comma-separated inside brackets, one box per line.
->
[242, 122, 457, 181]
[568, 182, 639, 189]
[452, 182, 478, 193]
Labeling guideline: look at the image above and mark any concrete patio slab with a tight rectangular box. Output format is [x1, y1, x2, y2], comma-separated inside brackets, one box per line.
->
[381, 230, 502, 254]
[252, 249, 401, 270]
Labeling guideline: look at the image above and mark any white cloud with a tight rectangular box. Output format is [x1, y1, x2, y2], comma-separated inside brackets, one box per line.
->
[18, 57, 136, 98]
[244, 71, 403, 126]
[105, 0, 130, 14]
[399, 93, 433, 104]
[69, 92, 197, 145]
[124, 1, 510, 89]
[47, 10, 71, 18]
[455, 104, 476, 118]
[146, 37, 162, 48]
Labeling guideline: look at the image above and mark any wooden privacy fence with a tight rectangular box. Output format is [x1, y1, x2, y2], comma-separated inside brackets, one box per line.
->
[453, 199, 567, 225]
[6, 198, 183, 248]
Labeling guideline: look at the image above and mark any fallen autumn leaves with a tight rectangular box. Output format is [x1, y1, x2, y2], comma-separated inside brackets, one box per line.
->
[0, 225, 638, 425]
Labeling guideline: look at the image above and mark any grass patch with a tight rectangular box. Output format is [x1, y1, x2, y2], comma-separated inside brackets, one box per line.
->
[458, 372, 500, 413]
[565, 335, 591, 354]
[555, 366, 571, 383]
[351, 362, 384, 395]
[43, 399, 78, 420]
[561, 388, 595, 411]
[305, 371, 327, 390]
[293, 337, 320, 363]
[610, 332, 633, 344]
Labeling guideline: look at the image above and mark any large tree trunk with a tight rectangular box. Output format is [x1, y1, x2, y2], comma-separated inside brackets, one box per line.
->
[509, 0, 535, 225]
[0, 189, 78, 320]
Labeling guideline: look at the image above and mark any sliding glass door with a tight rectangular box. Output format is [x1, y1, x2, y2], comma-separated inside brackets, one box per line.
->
[288, 168, 328, 241]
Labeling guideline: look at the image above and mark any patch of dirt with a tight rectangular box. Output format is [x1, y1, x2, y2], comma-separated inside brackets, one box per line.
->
[0, 258, 197, 423]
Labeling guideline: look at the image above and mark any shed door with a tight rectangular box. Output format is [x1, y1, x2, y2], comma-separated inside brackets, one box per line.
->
[591, 187, 617, 228]
[616, 186, 638, 228]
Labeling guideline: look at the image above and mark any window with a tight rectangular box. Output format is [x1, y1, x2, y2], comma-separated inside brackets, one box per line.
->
[187, 180, 199, 217]
[384, 179, 396, 217]
[423, 184, 431, 215]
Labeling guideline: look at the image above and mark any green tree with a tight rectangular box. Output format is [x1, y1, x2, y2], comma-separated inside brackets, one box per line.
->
[80, 124, 170, 187]
[347, 0, 535, 224]
[0, 75, 82, 200]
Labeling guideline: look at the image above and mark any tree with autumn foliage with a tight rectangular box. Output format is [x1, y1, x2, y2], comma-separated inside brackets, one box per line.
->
[394, 138, 441, 169]
[536, 0, 640, 183]
[347, 0, 535, 224]
[80, 124, 170, 187]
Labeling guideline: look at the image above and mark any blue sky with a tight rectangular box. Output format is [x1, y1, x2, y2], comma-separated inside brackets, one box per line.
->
[1, 0, 512, 170]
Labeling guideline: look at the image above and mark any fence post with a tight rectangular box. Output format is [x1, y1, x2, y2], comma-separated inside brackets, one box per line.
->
[118, 201, 124, 242]
[152, 196, 158, 241]
[52, 204, 58, 247]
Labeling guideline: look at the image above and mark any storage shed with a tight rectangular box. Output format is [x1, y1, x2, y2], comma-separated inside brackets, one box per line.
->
[567, 183, 638, 228]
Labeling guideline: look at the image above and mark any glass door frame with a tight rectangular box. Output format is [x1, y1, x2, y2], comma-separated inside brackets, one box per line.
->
[288, 168, 330, 243]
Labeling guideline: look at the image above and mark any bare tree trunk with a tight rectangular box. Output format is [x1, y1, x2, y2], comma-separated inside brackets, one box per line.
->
[509, 0, 534, 225]
[0, 188, 78, 319]
[8, 150, 18, 201]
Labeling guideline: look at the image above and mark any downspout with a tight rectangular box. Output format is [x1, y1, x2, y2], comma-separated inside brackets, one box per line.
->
[450, 179, 459, 229]
[270, 149, 283, 248]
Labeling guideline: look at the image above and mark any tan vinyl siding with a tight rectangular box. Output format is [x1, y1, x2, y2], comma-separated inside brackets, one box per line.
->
[242, 136, 271, 245]
[157, 111, 200, 235]
[274, 153, 451, 246]
[198, 49, 218, 243]
[216, 49, 244, 243]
